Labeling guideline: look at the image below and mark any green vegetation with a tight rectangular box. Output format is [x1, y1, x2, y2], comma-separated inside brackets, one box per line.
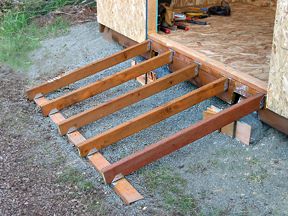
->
[143, 167, 199, 215]
[0, 0, 85, 69]
[57, 167, 95, 191]
[247, 167, 268, 183]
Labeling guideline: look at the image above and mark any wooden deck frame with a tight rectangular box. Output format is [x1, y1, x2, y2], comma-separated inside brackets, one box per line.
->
[33, 96, 143, 204]
[78, 77, 228, 157]
[40, 51, 172, 116]
[57, 64, 198, 135]
[101, 93, 265, 184]
[26, 40, 151, 101]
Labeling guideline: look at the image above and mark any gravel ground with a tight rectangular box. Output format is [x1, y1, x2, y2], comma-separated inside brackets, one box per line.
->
[1, 21, 288, 215]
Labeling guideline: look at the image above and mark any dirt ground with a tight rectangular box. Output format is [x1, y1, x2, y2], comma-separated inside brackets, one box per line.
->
[1, 22, 288, 215]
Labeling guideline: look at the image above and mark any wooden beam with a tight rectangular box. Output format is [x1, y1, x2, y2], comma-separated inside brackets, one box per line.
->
[26, 41, 151, 100]
[58, 64, 197, 135]
[101, 93, 264, 184]
[259, 109, 288, 135]
[40, 51, 172, 116]
[78, 77, 228, 157]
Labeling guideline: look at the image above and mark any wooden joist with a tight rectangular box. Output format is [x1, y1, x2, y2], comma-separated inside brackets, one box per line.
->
[101, 93, 264, 184]
[58, 64, 197, 135]
[78, 77, 228, 157]
[40, 51, 172, 116]
[26, 40, 151, 101]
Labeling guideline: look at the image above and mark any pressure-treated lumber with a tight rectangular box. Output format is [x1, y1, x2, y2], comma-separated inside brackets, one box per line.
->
[26, 41, 150, 100]
[58, 64, 197, 135]
[101, 93, 264, 184]
[78, 77, 228, 157]
[40, 51, 172, 116]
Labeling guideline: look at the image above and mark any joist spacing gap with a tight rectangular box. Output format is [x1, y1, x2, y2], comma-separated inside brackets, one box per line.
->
[26, 40, 265, 204]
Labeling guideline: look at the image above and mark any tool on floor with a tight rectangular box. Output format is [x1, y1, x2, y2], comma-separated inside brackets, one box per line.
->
[174, 22, 190, 31]
[159, 26, 171, 34]
[187, 19, 207, 25]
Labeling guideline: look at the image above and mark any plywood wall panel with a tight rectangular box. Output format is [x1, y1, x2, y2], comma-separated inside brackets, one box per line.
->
[97, 0, 146, 42]
[267, 0, 288, 119]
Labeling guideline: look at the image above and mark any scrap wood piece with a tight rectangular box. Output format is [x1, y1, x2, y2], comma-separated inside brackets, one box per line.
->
[101, 94, 264, 184]
[235, 121, 252, 145]
[40, 51, 172, 116]
[57, 64, 197, 135]
[26, 40, 151, 100]
[136, 71, 158, 85]
[78, 77, 228, 157]
[203, 105, 235, 137]
[88, 152, 143, 204]
[113, 178, 144, 205]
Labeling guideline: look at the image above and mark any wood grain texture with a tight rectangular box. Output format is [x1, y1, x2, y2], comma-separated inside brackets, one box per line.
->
[78, 77, 227, 157]
[26, 41, 150, 100]
[40, 51, 172, 116]
[58, 64, 197, 135]
[161, 3, 275, 83]
[267, 0, 288, 119]
[101, 93, 264, 184]
[97, 0, 146, 42]
[149, 33, 268, 93]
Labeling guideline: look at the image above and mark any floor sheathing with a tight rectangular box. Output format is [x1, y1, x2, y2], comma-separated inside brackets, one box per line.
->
[162, 3, 276, 83]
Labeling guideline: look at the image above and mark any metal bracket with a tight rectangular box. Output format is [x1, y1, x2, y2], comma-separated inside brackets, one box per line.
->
[194, 61, 201, 77]
[87, 147, 99, 157]
[169, 48, 175, 63]
[49, 108, 59, 116]
[224, 78, 230, 91]
[147, 39, 152, 51]
[260, 95, 266, 109]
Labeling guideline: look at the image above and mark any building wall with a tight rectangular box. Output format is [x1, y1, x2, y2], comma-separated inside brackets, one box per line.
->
[97, 0, 146, 42]
[267, 0, 288, 118]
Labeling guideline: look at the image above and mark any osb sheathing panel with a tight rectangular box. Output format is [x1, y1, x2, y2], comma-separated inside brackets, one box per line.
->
[97, 0, 146, 42]
[163, 3, 275, 82]
[267, 0, 288, 118]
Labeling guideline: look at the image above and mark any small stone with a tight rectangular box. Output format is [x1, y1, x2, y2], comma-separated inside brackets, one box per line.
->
[142, 206, 147, 211]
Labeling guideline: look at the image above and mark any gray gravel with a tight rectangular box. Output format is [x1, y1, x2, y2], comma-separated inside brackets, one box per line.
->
[4, 21, 287, 215]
